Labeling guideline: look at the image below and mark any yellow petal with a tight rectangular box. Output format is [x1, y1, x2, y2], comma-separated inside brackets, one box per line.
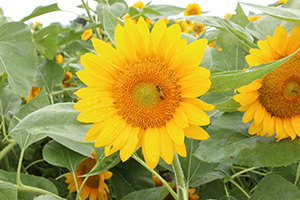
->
[254, 104, 267, 126]
[76, 104, 117, 123]
[179, 101, 211, 126]
[266, 116, 276, 137]
[142, 128, 160, 169]
[120, 126, 140, 161]
[286, 24, 300, 56]
[165, 39, 187, 69]
[115, 24, 136, 64]
[291, 114, 300, 136]
[173, 108, 189, 128]
[137, 17, 153, 58]
[74, 95, 114, 112]
[233, 91, 259, 106]
[159, 126, 174, 164]
[242, 101, 260, 123]
[76, 70, 113, 87]
[74, 86, 112, 99]
[283, 117, 297, 141]
[151, 19, 168, 55]
[95, 115, 127, 147]
[173, 142, 187, 157]
[267, 25, 288, 57]
[166, 119, 185, 145]
[275, 117, 289, 142]
[182, 98, 215, 111]
[261, 111, 272, 136]
[85, 122, 105, 141]
[249, 121, 262, 135]
[236, 79, 262, 93]
[184, 125, 210, 140]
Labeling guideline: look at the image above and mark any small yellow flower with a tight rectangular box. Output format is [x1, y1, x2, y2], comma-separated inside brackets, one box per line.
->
[123, 13, 153, 27]
[248, 16, 262, 21]
[33, 21, 43, 32]
[184, 3, 202, 16]
[224, 13, 233, 20]
[190, 22, 205, 37]
[62, 71, 75, 87]
[132, 1, 145, 9]
[56, 54, 63, 64]
[82, 29, 93, 40]
[233, 24, 300, 141]
[24, 86, 41, 103]
[65, 151, 113, 200]
[279, 0, 289, 3]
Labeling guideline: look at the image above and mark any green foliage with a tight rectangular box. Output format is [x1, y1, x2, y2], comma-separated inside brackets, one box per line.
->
[20, 4, 61, 22]
[0, 182, 17, 200]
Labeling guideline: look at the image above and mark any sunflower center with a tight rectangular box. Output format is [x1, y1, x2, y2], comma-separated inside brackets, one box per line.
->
[78, 158, 99, 188]
[258, 57, 300, 118]
[113, 58, 181, 129]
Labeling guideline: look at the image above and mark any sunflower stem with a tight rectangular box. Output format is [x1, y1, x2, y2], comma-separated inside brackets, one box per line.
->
[0, 140, 16, 161]
[228, 179, 250, 198]
[172, 152, 188, 200]
[294, 162, 300, 186]
[81, 0, 102, 39]
[231, 166, 258, 179]
[17, 149, 25, 186]
[132, 153, 178, 199]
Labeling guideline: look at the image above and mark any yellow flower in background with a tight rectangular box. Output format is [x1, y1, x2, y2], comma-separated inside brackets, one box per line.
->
[279, 0, 289, 3]
[208, 40, 222, 51]
[65, 151, 113, 200]
[74, 17, 214, 169]
[24, 86, 40, 103]
[33, 21, 43, 32]
[82, 29, 93, 40]
[224, 13, 233, 20]
[56, 53, 63, 64]
[184, 3, 202, 16]
[123, 13, 153, 27]
[62, 71, 76, 87]
[132, 1, 145, 9]
[248, 16, 262, 21]
[190, 22, 205, 37]
[233, 24, 300, 141]
[175, 20, 190, 33]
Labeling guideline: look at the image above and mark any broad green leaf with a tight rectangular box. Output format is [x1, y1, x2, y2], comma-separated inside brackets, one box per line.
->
[129, 7, 161, 19]
[110, 2, 127, 18]
[0, 22, 37, 97]
[20, 4, 61, 22]
[208, 50, 298, 93]
[145, 5, 185, 19]
[121, 187, 164, 200]
[9, 87, 50, 131]
[43, 140, 87, 172]
[201, 90, 240, 112]
[10, 103, 91, 144]
[34, 195, 60, 200]
[34, 58, 64, 94]
[230, 3, 250, 28]
[181, 33, 196, 45]
[272, 165, 295, 183]
[62, 40, 93, 53]
[0, 182, 17, 200]
[96, 3, 111, 23]
[249, 174, 300, 200]
[202, 180, 226, 200]
[33, 25, 59, 59]
[109, 0, 129, 14]
[84, 151, 121, 176]
[110, 158, 155, 199]
[0, 169, 58, 199]
[211, 31, 249, 72]
[10, 88, 49, 149]
[0, 81, 21, 117]
[157, 181, 176, 200]
[194, 112, 300, 167]
[242, 2, 300, 24]
[103, 8, 124, 43]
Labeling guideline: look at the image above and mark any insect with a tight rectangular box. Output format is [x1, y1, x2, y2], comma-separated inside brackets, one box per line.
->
[156, 85, 165, 100]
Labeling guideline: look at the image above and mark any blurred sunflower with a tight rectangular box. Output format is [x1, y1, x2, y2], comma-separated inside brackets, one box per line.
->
[65, 151, 112, 200]
[132, 0, 145, 9]
[82, 29, 93, 40]
[279, 0, 289, 3]
[74, 17, 214, 169]
[124, 1, 153, 27]
[24, 86, 40, 103]
[248, 16, 262, 22]
[62, 71, 76, 87]
[233, 24, 300, 141]
[56, 53, 63, 64]
[184, 3, 202, 16]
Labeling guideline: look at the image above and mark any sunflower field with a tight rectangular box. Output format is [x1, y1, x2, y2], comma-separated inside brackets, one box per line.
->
[1, 0, 300, 199]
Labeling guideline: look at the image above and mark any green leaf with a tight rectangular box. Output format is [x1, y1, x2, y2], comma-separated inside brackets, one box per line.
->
[10, 88, 49, 149]
[121, 187, 164, 200]
[110, 2, 127, 18]
[103, 7, 124, 44]
[10, 103, 90, 144]
[202, 180, 226, 199]
[34, 58, 64, 94]
[0, 82, 21, 117]
[194, 112, 300, 167]
[33, 25, 59, 59]
[242, 2, 300, 24]
[34, 195, 60, 200]
[20, 4, 61, 22]
[145, 5, 185, 19]
[0, 169, 58, 199]
[208, 50, 298, 93]
[43, 140, 87, 171]
[0, 22, 37, 97]
[211, 31, 249, 72]
[62, 40, 93, 52]
[0, 182, 17, 200]
[249, 174, 300, 200]
[110, 158, 155, 199]
[201, 90, 240, 112]
[109, 0, 129, 14]
[230, 3, 250, 28]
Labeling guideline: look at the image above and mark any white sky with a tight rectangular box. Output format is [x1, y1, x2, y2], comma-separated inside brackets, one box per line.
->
[1, 0, 277, 26]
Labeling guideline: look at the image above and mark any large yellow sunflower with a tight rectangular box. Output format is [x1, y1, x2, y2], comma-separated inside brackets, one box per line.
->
[74, 17, 214, 169]
[233, 24, 300, 141]
[65, 151, 113, 200]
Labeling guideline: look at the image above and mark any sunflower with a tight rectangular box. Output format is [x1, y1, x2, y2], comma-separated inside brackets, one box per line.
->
[62, 71, 76, 87]
[82, 29, 93, 40]
[279, 0, 289, 3]
[24, 86, 40, 103]
[74, 17, 214, 169]
[132, 1, 145, 9]
[233, 24, 300, 141]
[184, 3, 202, 16]
[65, 151, 113, 200]
[56, 53, 63, 64]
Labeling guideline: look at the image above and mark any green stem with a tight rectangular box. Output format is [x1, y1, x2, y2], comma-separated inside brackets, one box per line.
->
[172, 152, 188, 200]
[49, 94, 54, 105]
[294, 162, 300, 186]
[0, 181, 62, 199]
[228, 179, 250, 198]
[224, 183, 230, 197]
[132, 153, 177, 199]
[231, 166, 258, 179]
[0, 140, 16, 161]
[81, 0, 101, 39]
[50, 87, 79, 96]
[17, 149, 25, 186]
[25, 159, 45, 171]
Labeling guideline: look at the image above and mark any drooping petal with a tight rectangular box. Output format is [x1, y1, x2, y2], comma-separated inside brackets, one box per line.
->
[166, 119, 185, 145]
[173, 142, 187, 157]
[291, 114, 300, 136]
[151, 19, 168, 54]
[159, 126, 174, 164]
[184, 125, 210, 140]
[283, 117, 297, 141]
[120, 126, 140, 161]
[179, 101, 211, 126]
[142, 128, 160, 169]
